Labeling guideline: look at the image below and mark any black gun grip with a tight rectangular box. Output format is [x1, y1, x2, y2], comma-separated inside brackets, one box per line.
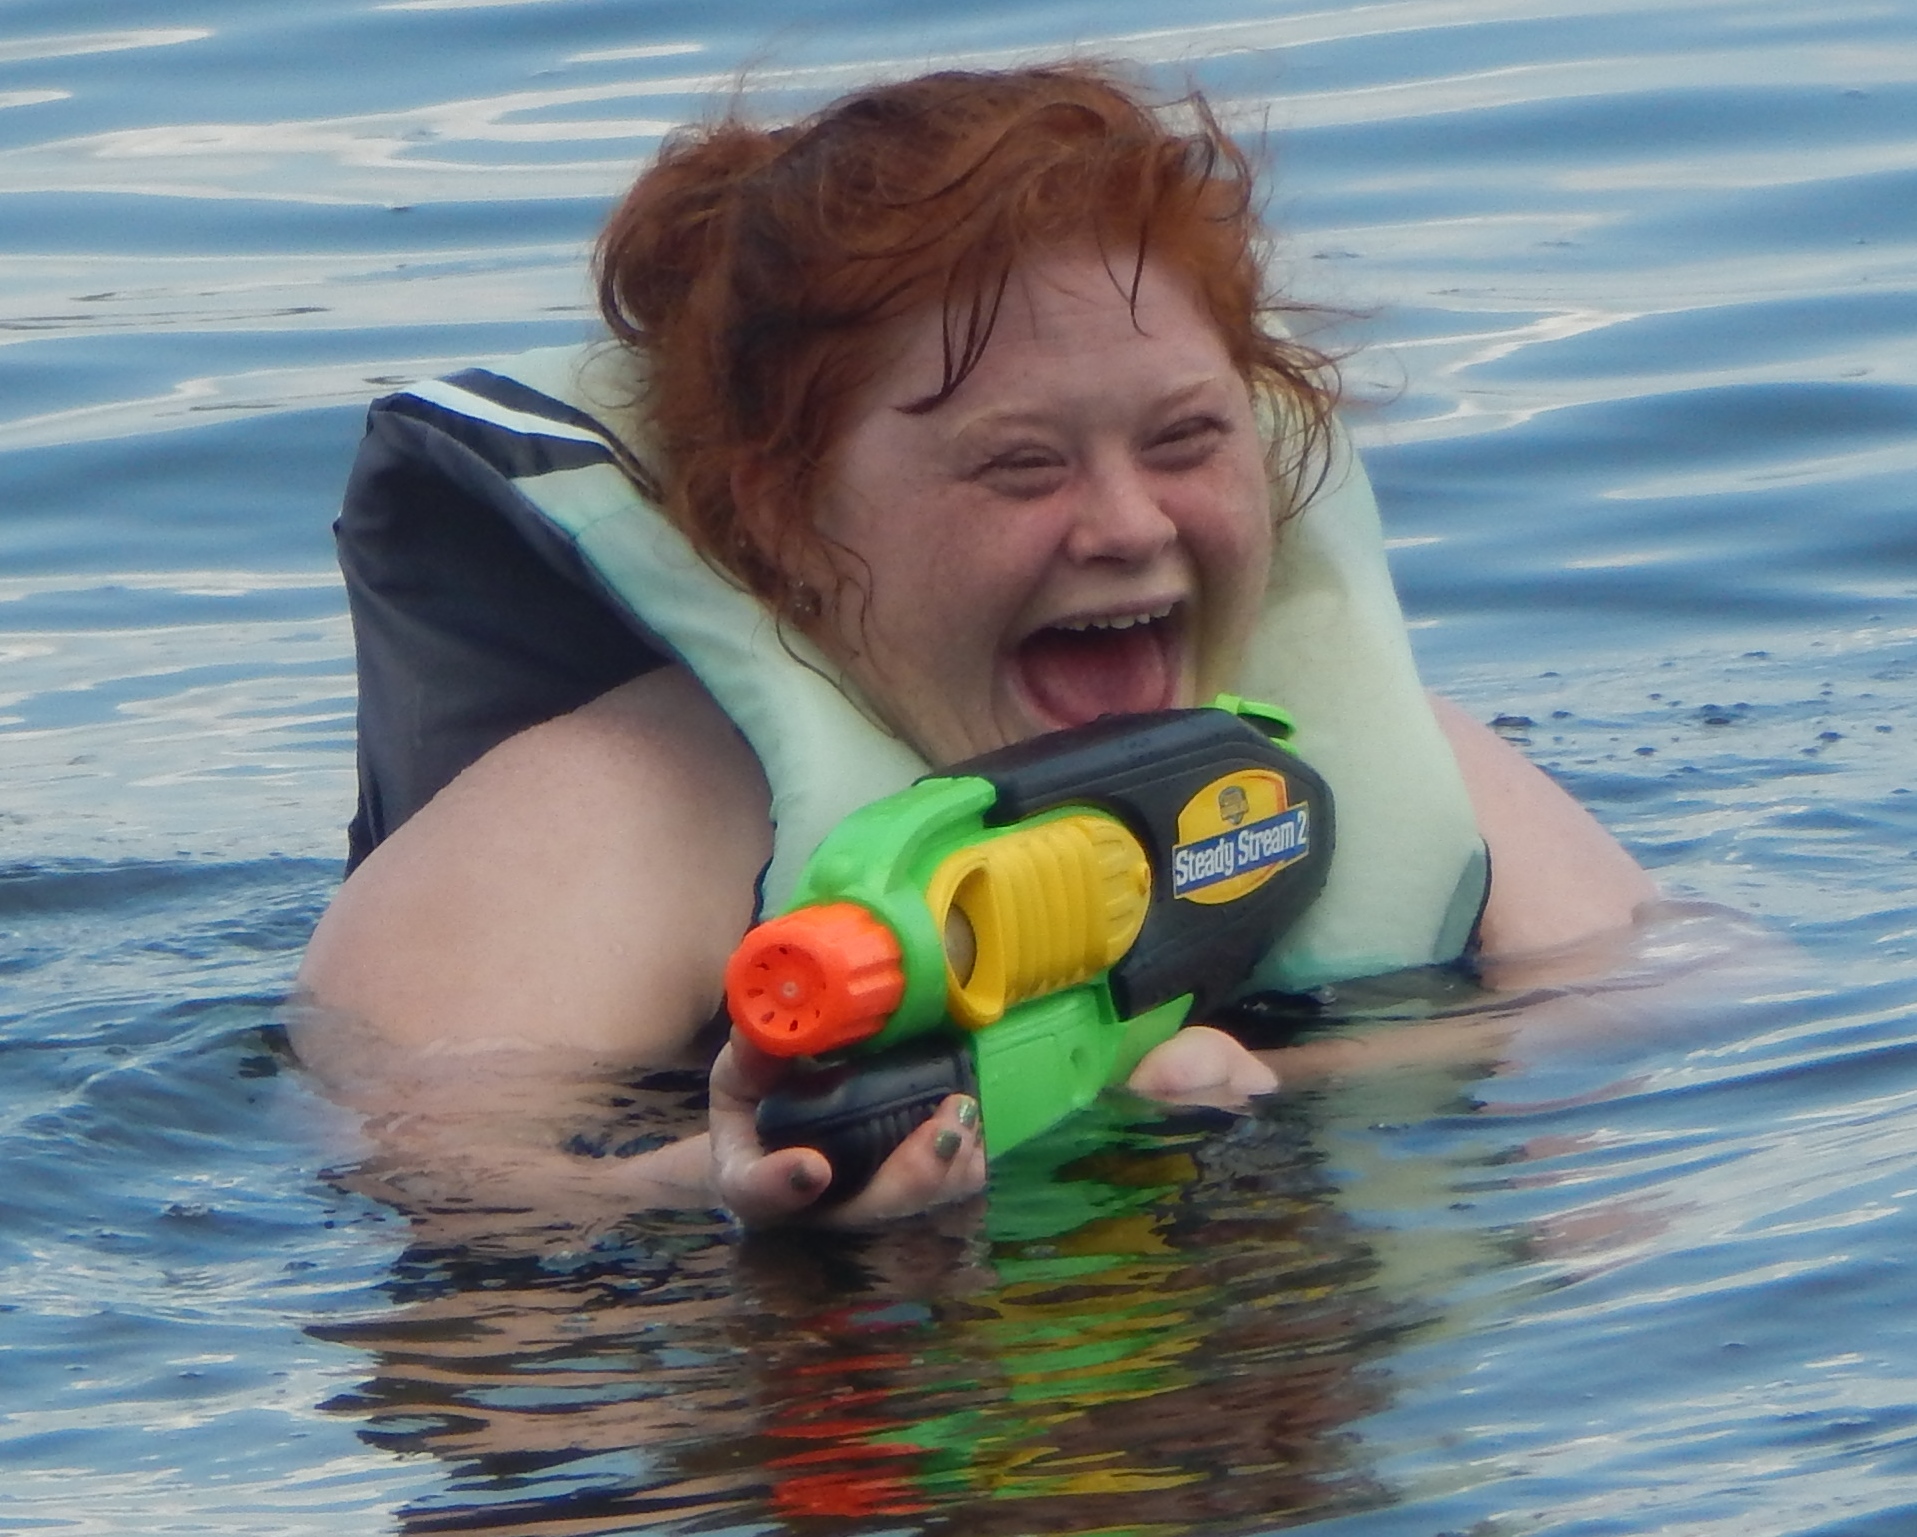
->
[756, 1037, 980, 1204]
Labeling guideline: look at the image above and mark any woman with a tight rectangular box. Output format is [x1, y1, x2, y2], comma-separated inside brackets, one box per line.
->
[297, 64, 1652, 1230]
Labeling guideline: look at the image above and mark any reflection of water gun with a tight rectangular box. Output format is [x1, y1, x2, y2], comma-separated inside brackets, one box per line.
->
[725, 697, 1335, 1199]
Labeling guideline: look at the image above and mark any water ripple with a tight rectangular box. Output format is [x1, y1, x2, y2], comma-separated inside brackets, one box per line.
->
[4, 0, 1916, 1531]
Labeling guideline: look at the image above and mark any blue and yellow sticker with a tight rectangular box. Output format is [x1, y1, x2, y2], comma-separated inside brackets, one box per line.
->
[1169, 769, 1312, 906]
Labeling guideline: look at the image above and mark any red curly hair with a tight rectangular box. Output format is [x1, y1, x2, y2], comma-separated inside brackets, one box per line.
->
[594, 61, 1338, 615]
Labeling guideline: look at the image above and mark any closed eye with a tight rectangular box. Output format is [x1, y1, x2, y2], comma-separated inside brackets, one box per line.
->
[1143, 414, 1231, 470]
[971, 444, 1068, 498]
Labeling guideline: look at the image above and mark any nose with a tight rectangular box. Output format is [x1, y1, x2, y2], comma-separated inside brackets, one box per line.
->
[1064, 453, 1178, 567]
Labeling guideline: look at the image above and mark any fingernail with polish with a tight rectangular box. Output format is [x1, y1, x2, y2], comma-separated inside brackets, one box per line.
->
[954, 1096, 980, 1130]
[933, 1129, 962, 1163]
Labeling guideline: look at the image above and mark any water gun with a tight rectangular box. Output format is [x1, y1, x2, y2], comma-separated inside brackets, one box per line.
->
[724, 696, 1335, 1200]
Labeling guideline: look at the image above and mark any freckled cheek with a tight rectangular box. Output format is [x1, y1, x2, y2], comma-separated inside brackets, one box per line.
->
[1175, 482, 1269, 576]
[863, 549, 997, 683]
[1183, 499, 1272, 657]
[920, 510, 1048, 614]
[1223, 508, 1274, 582]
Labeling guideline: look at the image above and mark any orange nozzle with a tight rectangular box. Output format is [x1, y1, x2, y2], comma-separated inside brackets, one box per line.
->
[724, 903, 906, 1057]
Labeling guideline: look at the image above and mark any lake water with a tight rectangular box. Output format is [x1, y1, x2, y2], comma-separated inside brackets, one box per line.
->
[3, 0, 1915, 1532]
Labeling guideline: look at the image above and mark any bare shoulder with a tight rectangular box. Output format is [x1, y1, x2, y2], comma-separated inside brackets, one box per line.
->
[1429, 693, 1657, 962]
[298, 665, 772, 1062]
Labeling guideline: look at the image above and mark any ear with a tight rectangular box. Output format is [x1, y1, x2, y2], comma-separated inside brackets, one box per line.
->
[729, 457, 833, 598]
[729, 457, 789, 575]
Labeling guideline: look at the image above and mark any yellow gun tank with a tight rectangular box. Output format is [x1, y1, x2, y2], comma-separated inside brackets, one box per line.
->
[926, 814, 1151, 1031]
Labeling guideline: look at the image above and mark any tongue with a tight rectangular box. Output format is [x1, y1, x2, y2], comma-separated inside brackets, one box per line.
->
[1017, 623, 1171, 727]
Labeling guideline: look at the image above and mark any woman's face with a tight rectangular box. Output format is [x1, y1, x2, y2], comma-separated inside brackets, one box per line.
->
[800, 252, 1274, 767]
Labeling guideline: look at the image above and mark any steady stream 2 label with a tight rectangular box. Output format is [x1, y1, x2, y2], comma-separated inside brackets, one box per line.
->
[1170, 805, 1310, 901]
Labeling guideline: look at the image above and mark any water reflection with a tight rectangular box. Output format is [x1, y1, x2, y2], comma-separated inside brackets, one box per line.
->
[312, 1094, 1448, 1533]
[302, 907, 1802, 1532]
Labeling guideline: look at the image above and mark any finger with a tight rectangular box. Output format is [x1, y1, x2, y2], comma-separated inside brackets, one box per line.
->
[822, 1092, 986, 1228]
[709, 1033, 839, 1224]
[709, 1030, 786, 1110]
[720, 1143, 837, 1226]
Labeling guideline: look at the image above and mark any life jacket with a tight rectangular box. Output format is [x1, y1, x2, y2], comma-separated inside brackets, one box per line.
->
[392, 343, 1488, 991]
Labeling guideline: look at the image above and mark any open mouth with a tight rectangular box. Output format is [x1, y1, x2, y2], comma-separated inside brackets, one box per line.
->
[1012, 602, 1184, 729]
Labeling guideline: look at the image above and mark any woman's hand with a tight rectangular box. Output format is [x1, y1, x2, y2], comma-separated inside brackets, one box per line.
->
[709, 1034, 987, 1227]
[712, 1024, 1276, 1229]
[1125, 1024, 1278, 1106]
[710, 1024, 1276, 1225]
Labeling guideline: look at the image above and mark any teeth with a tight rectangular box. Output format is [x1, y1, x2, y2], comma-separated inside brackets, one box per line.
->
[1054, 603, 1175, 634]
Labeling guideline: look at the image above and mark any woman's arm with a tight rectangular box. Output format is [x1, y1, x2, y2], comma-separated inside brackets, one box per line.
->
[1427, 693, 1657, 960]
[295, 665, 985, 1235]
[300, 666, 770, 1058]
